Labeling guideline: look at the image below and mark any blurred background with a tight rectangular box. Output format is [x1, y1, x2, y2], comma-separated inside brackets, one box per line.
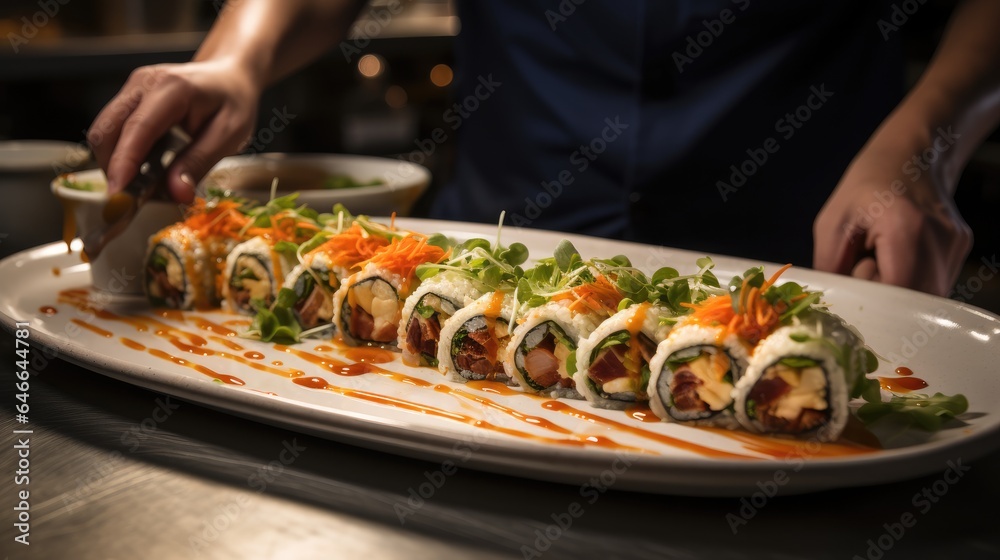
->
[0, 0, 997, 313]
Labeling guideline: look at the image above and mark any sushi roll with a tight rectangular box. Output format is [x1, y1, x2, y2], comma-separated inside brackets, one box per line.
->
[143, 196, 250, 309]
[223, 236, 295, 315]
[574, 303, 672, 410]
[504, 273, 622, 398]
[144, 224, 217, 309]
[437, 290, 516, 384]
[283, 224, 393, 330]
[647, 321, 750, 428]
[398, 272, 487, 367]
[505, 301, 598, 398]
[734, 323, 847, 442]
[333, 235, 447, 348]
[281, 257, 337, 331]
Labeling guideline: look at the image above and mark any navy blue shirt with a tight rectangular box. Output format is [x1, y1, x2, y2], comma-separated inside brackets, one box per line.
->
[429, 1, 902, 265]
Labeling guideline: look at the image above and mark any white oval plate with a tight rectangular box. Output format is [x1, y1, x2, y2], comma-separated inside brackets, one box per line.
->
[2, 219, 999, 496]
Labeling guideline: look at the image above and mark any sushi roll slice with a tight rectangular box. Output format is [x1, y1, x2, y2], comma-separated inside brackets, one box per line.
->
[505, 300, 603, 399]
[574, 303, 672, 410]
[283, 224, 393, 330]
[398, 272, 486, 367]
[282, 257, 337, 331]
[143, 195, 250, 309]
[734, 324, 847, 441]
[647, 321, 750, 428]
[333, 235, 448, 348]
[223, 236, 295, 315]
[437, 290, 516, 384]
[144, 224, 216, 309]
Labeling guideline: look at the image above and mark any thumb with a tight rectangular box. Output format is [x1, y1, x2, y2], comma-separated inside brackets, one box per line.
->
[166, 114, 251, 203]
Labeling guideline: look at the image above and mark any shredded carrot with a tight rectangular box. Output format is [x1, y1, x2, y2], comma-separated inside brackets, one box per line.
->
[244, 211, 318, 245]
[310, 224, 392, 269]
[682, 264, 794, 346]
[552, 274, 623, 317]
[183, 198, 250, 241]
[355, 235, 448, 290]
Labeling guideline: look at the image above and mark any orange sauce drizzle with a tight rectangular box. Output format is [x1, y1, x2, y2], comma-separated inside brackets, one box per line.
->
[879, 376, 929, 393]
[294, 375, 633, 450]
[155, 309, 186, 322]
[543, 400, 756, 459]
[700, 427, 878, 458]
[53, 288, 880, 460]
[209, 336, 244, 351]
[625, 405, 660, 423]
[40, 306, 58, 316]
[895, 366, 914, 376]
[70, 319, 113, 338]
[147, 348, 244, 385]
[192, 318, 238, 337]
[624, 302, 649, 395]
[343, 346, 395, 364]
[59, 197, 76, 254]
[121, 337, 146, 351]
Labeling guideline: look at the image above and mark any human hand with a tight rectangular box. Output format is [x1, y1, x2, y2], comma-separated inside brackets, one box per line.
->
[813, 138, 973, 296]
[87, 60, 261, 203]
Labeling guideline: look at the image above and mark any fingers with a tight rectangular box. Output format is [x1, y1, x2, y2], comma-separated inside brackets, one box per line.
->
[813, 209, 868, 275]
[166, 108, 253, 203]
[851, 256, 879, 281]
[105, 83, 193, 194]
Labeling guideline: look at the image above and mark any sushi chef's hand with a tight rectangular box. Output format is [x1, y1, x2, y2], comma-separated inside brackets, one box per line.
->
[87, 0, 364, 203]
[813, 126, 972, 296]
[814, 0, 1000, 296]
[88, 60, 260, 204]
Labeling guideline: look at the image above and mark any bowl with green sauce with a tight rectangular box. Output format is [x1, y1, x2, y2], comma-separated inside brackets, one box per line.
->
[201, 153, 430, 216]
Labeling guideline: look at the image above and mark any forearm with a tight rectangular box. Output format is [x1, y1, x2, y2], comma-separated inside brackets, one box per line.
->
[195, 0, 365, 88]
[872, 0, 1000, 193]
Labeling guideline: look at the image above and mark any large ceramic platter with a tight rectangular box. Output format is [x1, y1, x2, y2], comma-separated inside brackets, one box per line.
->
[2, 219, 998, 496]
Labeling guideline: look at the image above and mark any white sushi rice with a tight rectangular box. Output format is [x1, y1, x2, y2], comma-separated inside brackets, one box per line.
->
[396, 271, 487, 348]
[437, 291, 516, 383]
[734, 324, 848, 442]
[332, 261, 410, 347]
[222, 236, 293, 315]
[647, 320, 749, 429]
[574, 303, 672, 410]
[504, 300, 603, 398]
[144, 224, 214, 310]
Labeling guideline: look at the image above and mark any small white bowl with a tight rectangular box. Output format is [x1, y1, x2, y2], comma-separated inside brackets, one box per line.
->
[51, 169, 183, 295]
[201, 153, 430, 216]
